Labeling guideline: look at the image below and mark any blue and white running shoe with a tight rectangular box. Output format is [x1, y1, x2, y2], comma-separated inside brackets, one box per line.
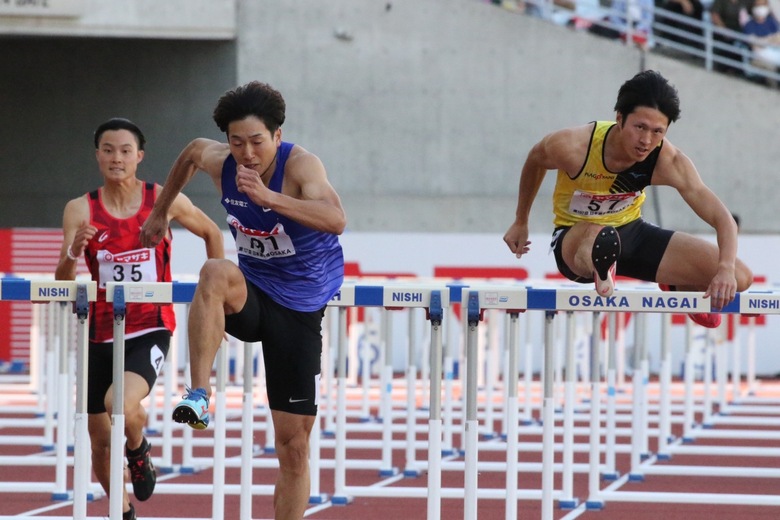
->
[173, 387, 210, 430]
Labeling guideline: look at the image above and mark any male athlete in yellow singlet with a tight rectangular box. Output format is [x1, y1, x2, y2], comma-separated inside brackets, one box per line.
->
[503, 70, 752, 328]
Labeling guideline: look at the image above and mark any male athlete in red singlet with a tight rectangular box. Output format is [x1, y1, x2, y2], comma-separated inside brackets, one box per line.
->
[55, 118, 223, 520]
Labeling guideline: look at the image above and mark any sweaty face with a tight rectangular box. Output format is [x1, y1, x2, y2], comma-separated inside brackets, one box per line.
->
[618, 107, 669, 162]
[227, 116, 281, 176]
[95, 129, 143, 182]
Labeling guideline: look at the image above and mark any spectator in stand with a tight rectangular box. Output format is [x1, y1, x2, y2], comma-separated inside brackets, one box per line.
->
[742, 0, 780, 76]
[654, 0, 705, 48]
[548, 0, 611, 29]
[587, 0, 654, 47]
[710, 0, 756, 73]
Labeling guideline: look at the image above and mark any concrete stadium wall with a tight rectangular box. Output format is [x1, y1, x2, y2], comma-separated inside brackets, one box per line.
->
[0, 0, 778, 235]
[236, 0, 780, 235]
[0, 37, 236, 227]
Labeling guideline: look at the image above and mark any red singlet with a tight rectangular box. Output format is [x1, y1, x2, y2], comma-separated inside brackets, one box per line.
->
[83, 182, 176, 342]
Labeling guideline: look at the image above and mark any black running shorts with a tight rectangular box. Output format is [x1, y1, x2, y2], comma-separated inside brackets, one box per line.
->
[224, 278, 325, 416]
[87, 329, 170, 414]
[551, 218, 674, 283]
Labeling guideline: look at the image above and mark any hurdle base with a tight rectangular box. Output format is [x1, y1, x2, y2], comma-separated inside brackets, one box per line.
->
[403, 468, 422, 478]
[681, 436, 696, 444]
[41, 444, 55, 451]
[331, 495, 354, 505]
[585, 500, 604, 510]
[559, 498, 579, 510]
[480, 431, 498, 441]
[379, 467, 400, 477]
[441, 448, 459, 456]
[602, 471, 620, 481]
[640, 452, 653, 461]
[178, 466, 199, 474]
[51, 491, 70, 501]
[656, 452, 672, 461]
[309, 493, 330, 504]
[628, 473, 645, 482]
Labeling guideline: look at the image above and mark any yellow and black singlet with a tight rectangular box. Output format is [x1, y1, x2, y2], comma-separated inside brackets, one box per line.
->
[552, 121, 662, 228]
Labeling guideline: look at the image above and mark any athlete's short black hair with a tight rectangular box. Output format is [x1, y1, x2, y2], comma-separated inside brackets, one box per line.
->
[212, 81, 286, 135]
[94, 118, 146, 150]
[614, 70, 681, 124]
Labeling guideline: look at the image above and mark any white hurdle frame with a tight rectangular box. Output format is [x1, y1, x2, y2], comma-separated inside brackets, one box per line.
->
[329, 282, 449, 516]
[0, 278, 97, 520]
[463, 283, 780, 518]
[6, 278, 780, 519]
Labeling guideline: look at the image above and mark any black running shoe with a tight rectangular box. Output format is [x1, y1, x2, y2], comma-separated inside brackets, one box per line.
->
[126, 437, 156, 501]
[592, 226, 620, 297]
[123, 503, 136, 520]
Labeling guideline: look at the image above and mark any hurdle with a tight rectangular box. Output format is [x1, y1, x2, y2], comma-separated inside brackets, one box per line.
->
[82, 280, 448, 519]
[392, 282, 779, 518]
[0, 278, 96, 517]
[328, 282, 450, 516]
[8, 276, 780, 519]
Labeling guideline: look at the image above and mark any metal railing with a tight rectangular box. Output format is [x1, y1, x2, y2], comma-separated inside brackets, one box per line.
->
[504, 0, 780, 87]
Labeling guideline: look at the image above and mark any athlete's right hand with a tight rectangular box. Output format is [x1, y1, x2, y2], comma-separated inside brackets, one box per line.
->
[71, 221, 97, 257]
[503, 221, 531, 259]
[140, 211, 168, 248]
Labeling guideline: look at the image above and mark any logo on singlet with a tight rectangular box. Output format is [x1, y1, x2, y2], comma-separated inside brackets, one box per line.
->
[98, 231, 110, 243]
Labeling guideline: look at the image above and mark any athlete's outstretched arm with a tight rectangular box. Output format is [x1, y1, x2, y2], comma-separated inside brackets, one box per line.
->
[167, 189, 225, 260]
[504, 129, 574, 258]
[140, 139, 228, 248]
[655, 142, 745, 303]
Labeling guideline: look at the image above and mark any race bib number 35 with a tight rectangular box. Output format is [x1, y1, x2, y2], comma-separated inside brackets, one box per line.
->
[97, 248, 157, 288]
[569, 190, 640, 217]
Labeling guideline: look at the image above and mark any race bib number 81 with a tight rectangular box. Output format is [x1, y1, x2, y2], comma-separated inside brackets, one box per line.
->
[231, 219, 296, 260]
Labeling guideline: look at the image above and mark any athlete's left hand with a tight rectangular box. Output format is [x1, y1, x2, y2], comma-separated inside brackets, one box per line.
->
[236, 164, 273, 207]
[704, 268, 737, 311]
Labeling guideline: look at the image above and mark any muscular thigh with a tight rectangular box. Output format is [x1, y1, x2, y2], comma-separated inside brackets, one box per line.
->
[656, 231, 722, 287]
[225, 282, 325, 416]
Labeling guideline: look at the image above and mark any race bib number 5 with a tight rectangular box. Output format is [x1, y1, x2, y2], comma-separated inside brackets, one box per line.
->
[97, 248, 157, 288]
[569, 190, 640, 217]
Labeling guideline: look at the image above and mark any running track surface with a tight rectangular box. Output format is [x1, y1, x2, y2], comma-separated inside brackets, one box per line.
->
[3, 377, 780, 520]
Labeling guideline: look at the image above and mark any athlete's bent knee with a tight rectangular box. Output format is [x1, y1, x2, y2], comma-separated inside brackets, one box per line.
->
[197, 259, 236, 290]
[737, 265, 754, 292]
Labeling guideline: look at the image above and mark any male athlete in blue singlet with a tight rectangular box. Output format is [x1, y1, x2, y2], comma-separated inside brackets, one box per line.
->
[503, 70, 752, 328]
[140, 82, 345, 520]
